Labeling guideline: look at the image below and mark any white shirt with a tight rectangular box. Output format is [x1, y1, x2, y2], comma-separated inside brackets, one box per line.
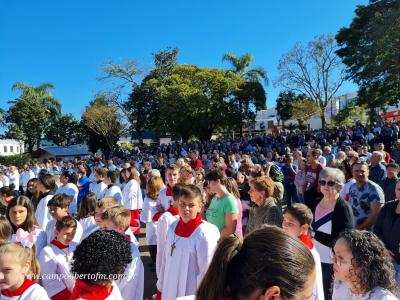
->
[104, 185, 123, 204]
[38, 242, 77, 297]
[332, 281, 398, 300]
[156, 211, 179, 278]
[121, 179, 143, 210]
[116, 243, 144, 300]
[79, 216, 97, 241]
[0, 282, 50, 299]
[35, 194, 54, 231]
[157, 220, 220, 299]
[140, 197, 158, 245]
[56, 183, 79, 215]
[310, 246, 325, 300]
[90, 181, 107, 200]
[20, 170, 35, 191]
[7, 170, 19, 189]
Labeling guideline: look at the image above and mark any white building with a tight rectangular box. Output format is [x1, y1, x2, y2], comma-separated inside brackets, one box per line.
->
[0, 139, 24, 156]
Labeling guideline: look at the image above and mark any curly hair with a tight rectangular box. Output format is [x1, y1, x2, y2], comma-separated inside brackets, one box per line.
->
[71, 230, 132, 285]
[337, 230, 400, 298]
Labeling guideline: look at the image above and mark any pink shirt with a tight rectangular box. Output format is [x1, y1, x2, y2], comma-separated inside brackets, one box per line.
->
[235, 198, 243, 239]
[315, 204, 334, 221]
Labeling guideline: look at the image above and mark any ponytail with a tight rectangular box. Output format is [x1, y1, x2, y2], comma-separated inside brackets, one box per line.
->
[196, 234, 242, 300]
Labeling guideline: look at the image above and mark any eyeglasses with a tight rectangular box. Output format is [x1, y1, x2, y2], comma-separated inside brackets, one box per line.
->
[318, 180, 336, 187]
[330, 250, 350, 267]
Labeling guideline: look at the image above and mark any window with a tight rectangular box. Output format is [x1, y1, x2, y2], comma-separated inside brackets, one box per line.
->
[10, 146, 13, 153]
[4, 146, 7, 153]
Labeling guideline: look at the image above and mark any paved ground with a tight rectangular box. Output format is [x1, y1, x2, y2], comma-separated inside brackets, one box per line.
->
[138, 225, 157, 300]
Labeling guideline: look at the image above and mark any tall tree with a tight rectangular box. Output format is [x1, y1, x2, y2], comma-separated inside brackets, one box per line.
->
[45, 114, 84, 146]
[275, 91, 297, 124]
[6, 82, 61, 152]
[82, 95, 126, 157]
[336, 0, 400, 116]
[125, 48, 179, 142]
[222, 52, 268, 133]
[275, 35, 346, 128]
[146, 64, 242, 140]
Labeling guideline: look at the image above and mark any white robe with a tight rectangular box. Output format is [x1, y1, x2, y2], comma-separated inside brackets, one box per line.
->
[156, 188, 173, 211]
[156, 211, 179, 278]
[116, 243, 144, 300]
[0, 282, 50, 299]
[7, 170, 19, 190]
[140, 197, 158, 245]
[44, 219, 83, 245]
[35, 194, 54, 230]
[121, 179, 143, 210]
[310, 246, 325, 300]
[38, 242, 77, 297]
[56, 183, 79, 215]
[78, 216, 97, 241]
[20, 170, 35, 191]
[90, 181, 107, 200]
[104, 185, 123, 204]
[157, 220, 220, 300]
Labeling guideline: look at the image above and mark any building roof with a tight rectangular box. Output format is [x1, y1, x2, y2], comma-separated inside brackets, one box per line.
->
[36, 146, 89, 157]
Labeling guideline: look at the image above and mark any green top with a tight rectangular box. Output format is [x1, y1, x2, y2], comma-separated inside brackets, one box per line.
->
[206, 193, 238, 230]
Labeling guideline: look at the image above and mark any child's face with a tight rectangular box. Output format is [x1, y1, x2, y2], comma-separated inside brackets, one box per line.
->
[49, 206, 68, 221]
[332, 238, 355, 282]
[103, 177, 112, 186]
[0, 253, 29, 291]
[101, 220, 124, 235]
[8, 206, 28, 227]
[166, 169, 179, 187]
[178, 196, 201, 223]
[56, 226, 76, 245]
[282, 213, 308, 237]
[95, 208, 104, 227]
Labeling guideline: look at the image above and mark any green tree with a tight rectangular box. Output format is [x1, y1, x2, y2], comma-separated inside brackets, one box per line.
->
[125, 48, 179, 142]
[82, 95, 126, 157]
[6, 82, 61, 152]
[45, 114, 84, 146]
[275, 35, 346, 128]
[336, 0, 400, 115]
[222, 52, 268, 133]
[147, 64, 242, 140]
[333, 102, 368, 126]
[290, 96, 322, 122]
[275, 91, 297, 124]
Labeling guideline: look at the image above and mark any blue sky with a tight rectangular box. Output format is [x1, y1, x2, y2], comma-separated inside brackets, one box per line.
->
[0, 0, 368, 120]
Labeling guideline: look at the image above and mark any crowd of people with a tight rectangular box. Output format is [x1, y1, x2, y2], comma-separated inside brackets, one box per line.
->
[0, 122, 399, 300]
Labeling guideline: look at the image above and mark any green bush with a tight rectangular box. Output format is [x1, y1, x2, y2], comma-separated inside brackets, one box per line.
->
[0, 153, 33, 166]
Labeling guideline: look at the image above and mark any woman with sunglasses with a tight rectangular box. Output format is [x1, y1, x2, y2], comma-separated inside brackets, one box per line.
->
[310, 167, 355, 300]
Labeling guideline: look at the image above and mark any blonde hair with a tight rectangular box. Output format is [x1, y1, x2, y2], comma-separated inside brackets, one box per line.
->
[96, 197, 119, 210]
[146, 176, 164, 201]
[0, 243, 40, 279]
[0, 216, 13, 246]
[101, 207, 130, 231]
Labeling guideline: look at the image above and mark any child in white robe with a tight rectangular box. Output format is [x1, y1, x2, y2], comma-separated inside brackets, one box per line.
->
[282, 204, 325, 300]
[101, 206, 144, 300]
[155, 184, 181, 278]
[6, 196, 47, 257]
[0, 240, 49, 299]
[69, 230, 131, 300]
[104, 170, 123, 205]
[35, 174, 57, 230]
[156, 164, 180, 211]
[39, 216, 78, 299]
[157, 184, 220, 300]
[140, 176, 164, 267]
[45, 194, 83, 244]
[89, 168, 107, 200]
[77, 192, 97, 241]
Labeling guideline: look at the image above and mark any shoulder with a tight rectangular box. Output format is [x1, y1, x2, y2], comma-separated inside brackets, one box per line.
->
[195, 222, 220, 240]
[369, 287, 398, 300]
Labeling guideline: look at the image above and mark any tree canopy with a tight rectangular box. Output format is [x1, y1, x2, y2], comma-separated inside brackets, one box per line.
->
[336, 0, 400, 111]
[5, 82, 61, 152]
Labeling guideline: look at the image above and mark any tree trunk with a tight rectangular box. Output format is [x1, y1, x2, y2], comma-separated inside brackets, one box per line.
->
[320, 112, 326, 129]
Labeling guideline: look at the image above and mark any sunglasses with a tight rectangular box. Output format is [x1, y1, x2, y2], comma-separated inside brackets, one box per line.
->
[319, 180, 336, 187]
